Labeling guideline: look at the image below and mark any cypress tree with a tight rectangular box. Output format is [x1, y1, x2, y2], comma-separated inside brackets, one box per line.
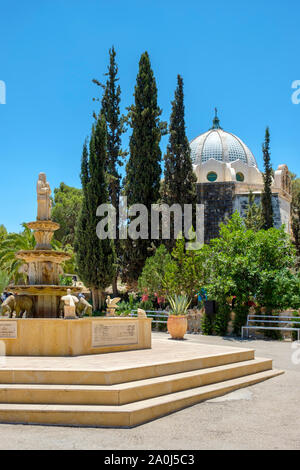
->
[74, 140, 90, 284]
[123, 51, 166, 284]
[261, 127, 274, 229]
[244, 190, 264, 231]
[75, 116, 116, 310]
[101, 47, 125, 295]
[162, 74, 197, 248]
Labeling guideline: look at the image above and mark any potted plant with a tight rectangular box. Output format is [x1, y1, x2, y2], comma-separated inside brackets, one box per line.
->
[167, 295, 191, 339]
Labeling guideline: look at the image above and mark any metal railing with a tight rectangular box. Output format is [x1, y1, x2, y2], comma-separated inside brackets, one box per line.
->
[130, 310, 169, 324]
[241, 315, 300, 340]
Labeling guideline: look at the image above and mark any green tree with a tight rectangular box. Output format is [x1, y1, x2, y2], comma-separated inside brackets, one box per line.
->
[0, 224, 61, 284]
[261, 127, 274, 229]
[0, 269, 10, 294]
[244, 190, 263, 231]
[74, 117, 116, 310]
[202, 212, 297, 335]
[163, 237, 204, 299]
[138, 244, 172, 297]
[123, 51, 166, 283]
[0, 225, 7, 243]
[162, 75, 197, 248]
[93, 47, 126, 295]
[291, 174, 300, 266]
[51, 183, 82, 247]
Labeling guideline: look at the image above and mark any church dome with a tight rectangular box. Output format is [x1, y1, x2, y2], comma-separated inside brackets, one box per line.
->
[190, 111, 257, 168]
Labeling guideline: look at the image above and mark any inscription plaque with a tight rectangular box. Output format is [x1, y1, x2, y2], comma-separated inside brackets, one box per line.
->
[92, 322, 138, 348]
[0, 321, 17, 339]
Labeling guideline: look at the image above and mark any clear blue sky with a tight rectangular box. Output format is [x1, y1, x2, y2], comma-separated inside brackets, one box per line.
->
[0, 0, 299, 232]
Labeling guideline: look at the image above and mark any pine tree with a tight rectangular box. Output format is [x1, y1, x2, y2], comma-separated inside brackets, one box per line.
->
[122, 51, 166, 284]
[162, 75, 197, 248]
[244, 190, 264, 231]
[75, 116, 116, 310]
[261, 127, 274, 229]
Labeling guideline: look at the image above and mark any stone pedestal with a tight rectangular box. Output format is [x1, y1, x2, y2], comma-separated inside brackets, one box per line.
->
[0, 317, 152, 356]
[64, 305, 76, 319]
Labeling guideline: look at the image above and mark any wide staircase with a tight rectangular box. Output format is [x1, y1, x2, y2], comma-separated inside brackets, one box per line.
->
[0, 341, 283, 427]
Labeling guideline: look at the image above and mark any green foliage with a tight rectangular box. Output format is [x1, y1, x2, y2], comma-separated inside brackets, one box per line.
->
[244, 190, 264, 231]
[59, 275, 73, 286]
[138, 245, 172, 297]
[74, 115, 116, 301]
[261, 127, 274, 229]
[122, 51, 167, 283]
[138, 299, 154, 311]
[163, 237, 204, 298]
[0, 269, 10, 294]
[233, 303, 250, 336]
[291, 174, 300, 267]
[202, 211, 299, 335]
[93, 47, 126, 293]
[162, 75, 196, 248]
[0, 224, 37, 283]
[0, 225, 7, 243]
[214, 304, 231, 336]
[201, 314, 214, 335]
[52, 183, 83, 247]
[167, 294, 191, 316]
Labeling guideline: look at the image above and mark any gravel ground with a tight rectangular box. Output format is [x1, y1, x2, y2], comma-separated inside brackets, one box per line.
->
[0, 332, 299, 450]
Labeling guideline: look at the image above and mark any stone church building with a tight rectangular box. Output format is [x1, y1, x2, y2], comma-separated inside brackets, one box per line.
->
[190, 111, 292, 243]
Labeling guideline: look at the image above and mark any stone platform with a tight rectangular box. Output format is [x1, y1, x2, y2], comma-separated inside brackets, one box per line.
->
[0, 337, 283, 427]
[0, 317, 151, 356]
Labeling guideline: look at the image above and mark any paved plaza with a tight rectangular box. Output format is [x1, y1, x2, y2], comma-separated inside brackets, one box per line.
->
[0, 332, 298, 450]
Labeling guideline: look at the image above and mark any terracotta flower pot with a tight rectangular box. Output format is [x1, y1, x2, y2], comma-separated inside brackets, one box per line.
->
[167, 315, 188, 340]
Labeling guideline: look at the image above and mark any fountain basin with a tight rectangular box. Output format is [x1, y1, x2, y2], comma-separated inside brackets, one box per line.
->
[0, 317, 152, 356]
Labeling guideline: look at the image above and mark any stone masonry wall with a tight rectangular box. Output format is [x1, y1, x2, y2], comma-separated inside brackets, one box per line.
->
[196, 182, 235, 243]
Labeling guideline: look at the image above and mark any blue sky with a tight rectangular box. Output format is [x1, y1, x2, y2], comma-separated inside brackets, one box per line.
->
[0, 0, 299, 232]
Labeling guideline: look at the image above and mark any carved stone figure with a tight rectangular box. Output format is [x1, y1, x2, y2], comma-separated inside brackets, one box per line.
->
[60, 289, 79, 319]
[76, 297, 93, 317]
[106, 296, 121, 317]
[37, 172, 52, 221]
[137, 308, 147, 318]
[0, 295, 33, 318]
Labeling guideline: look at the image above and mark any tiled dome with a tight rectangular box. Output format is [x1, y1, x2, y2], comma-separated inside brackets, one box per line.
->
[190, 111, 257, 168]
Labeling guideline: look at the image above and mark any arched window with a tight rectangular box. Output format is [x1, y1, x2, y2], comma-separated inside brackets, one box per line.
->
[207, 172, 217, 182]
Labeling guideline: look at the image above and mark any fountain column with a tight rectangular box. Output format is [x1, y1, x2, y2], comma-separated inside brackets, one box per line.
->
[9, 173, 81, 318]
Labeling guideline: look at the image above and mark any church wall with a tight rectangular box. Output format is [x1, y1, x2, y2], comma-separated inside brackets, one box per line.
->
[197, 183, 292, 244]
[233, 193, 291, 232]
[196, 182, 235, 243]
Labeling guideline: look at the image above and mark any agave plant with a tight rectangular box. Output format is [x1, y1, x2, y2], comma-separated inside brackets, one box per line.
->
[167, 295, 191, 316]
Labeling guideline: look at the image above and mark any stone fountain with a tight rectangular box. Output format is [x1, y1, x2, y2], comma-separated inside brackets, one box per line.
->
[9, 172, 81, 317]
[0, 172, 151, 356]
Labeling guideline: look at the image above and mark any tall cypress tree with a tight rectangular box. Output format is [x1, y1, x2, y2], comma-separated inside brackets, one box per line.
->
[261, 127, 274, 229]
[75, 115, 116, 310]
[74, 140, 90, 285]
[93, 47, 125, 295]
[123, 51, 166, 284]
[162, 74, 197, 248]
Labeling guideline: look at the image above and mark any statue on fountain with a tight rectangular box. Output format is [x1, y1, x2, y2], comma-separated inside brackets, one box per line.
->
[37, 172, 52, 221]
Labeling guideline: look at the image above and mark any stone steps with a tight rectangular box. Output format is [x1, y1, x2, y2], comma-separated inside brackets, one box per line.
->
[0, 369, 283, 428]
[0, 348, 255, 385]
[0, 339, 284, 427]
[0, 358, 273, 405]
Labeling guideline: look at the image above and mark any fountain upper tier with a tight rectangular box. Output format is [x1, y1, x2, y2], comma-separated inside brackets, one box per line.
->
[27, 220, 60, 250]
